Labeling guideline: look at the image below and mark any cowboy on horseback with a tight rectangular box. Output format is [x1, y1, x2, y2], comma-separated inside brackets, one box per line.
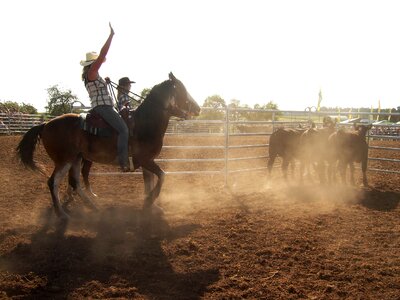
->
[117, 77, 138, 112]
[80, 23, 131, 172]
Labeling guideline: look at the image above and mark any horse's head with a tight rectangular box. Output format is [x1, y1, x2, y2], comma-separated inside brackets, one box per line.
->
[167, 72, 201, 119]
[354, 123, 372, 136]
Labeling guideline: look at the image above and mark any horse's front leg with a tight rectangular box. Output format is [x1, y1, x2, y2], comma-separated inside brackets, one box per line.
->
[142, 167, 155, 197]
[81, 159, 97, 197]
[68, 157, 98, 211]
[141, 161, 165, 212]
[65, 158, 96, 206]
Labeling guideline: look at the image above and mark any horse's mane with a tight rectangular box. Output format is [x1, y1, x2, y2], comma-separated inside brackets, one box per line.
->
[142, 80, 174, 106]
[134, 79, 174, 124]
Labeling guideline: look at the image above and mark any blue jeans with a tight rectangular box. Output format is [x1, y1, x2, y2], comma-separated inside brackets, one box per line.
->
[93, 105, 129, 167]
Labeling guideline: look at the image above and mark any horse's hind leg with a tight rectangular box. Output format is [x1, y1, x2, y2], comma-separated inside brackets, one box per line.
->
[48, 163, 72, 219]
[70, 157, 98, 211]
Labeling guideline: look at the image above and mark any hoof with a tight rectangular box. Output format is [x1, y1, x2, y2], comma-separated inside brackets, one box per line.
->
[57, 210, 70, 221]
[142, 204, 164, 216]
[152, 204, 165, 216]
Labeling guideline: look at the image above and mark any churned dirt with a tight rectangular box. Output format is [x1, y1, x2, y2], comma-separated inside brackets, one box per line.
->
[0, 135, 399, 299]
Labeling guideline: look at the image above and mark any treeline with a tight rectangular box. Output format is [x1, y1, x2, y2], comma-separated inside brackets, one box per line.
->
[198, 95, 280, 121]
[0, 101, 37, 114]
[2, 86, 399, 123]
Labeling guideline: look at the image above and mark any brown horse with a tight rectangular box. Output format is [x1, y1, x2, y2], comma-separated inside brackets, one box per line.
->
[16, 73, 200, 219]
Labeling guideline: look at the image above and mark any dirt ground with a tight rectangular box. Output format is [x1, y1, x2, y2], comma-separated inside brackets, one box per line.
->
[0, 135, 399, 299]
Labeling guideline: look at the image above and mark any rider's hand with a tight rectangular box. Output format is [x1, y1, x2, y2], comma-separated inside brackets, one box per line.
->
[104, 77, 111, 84]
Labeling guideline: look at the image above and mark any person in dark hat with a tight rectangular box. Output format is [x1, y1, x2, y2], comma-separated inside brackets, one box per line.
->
[80, 23, 130, 172]
[117, 77, 136, 112]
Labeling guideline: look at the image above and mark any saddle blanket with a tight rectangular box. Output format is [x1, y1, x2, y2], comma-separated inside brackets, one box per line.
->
[79, 113, 113, 137]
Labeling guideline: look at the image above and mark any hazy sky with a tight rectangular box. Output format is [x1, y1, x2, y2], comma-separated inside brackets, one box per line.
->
[1, 0, 399, 112]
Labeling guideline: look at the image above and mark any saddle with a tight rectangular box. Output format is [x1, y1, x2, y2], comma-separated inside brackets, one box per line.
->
[80, 111, 114, 137]
[80, 108, 134, 137]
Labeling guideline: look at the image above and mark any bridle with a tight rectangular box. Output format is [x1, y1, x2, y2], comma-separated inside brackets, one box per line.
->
[166, 82, 193, 120]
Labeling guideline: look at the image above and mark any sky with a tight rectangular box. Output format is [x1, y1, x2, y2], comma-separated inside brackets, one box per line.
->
[1, 0, 400, 112]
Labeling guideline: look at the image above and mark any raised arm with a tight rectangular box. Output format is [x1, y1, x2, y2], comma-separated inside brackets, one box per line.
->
[87, 23, 115, 81]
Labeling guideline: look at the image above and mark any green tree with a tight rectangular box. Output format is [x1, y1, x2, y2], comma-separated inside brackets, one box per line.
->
[203, 95, 226, 108]
[20, 103, 38, 114]
[0, 101, 37, 114]
[0, 101, 19, 113]
[249, 101, 280, 121]
[199, 95, 226, 120]
[227, 99, 250, 121]
[228, 99, 241, 121]
[140, 88, 151, 99]
[45, 85, 78, 116]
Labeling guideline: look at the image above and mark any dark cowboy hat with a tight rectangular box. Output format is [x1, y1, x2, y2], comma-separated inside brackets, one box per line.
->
[118, 77, 136, 86]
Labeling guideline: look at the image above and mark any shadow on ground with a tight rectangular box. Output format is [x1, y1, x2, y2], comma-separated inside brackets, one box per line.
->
[0, 205, 219, 299]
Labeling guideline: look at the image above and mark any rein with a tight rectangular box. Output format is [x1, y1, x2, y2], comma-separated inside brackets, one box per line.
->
[107, 78, 192, 120]
[106, 79, 144, 105]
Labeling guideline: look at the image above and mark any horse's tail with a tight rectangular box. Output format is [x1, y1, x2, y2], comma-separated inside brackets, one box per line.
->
[16, 123, 45, 172]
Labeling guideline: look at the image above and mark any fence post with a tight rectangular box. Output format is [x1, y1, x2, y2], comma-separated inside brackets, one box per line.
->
[272, 111, 276, 133]
[224, 106, 229, 186]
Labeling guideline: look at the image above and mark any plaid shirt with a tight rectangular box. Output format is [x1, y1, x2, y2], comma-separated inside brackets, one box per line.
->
[85, 76, 114, 107]
[118, 93, 131, 111]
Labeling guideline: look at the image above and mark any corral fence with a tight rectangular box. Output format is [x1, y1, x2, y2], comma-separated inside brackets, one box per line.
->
[3, 108, 400, 182]
[0, 112, 53, 135]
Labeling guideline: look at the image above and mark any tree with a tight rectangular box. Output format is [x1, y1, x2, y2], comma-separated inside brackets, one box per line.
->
[20, 103, 38, 114]
[140, 88, 151, 99]
[199, 95, 226, 120]
[0, 101, 37, 114]
[45, 85, 78, 116]
[0, 101, 19, 113]
[248, 101, 280, 121]
[227, 99, 250, 121]
[203, 95, 226, 109]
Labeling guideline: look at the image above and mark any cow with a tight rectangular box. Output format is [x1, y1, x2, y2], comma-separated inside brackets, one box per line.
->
[328, 124, 372, 186]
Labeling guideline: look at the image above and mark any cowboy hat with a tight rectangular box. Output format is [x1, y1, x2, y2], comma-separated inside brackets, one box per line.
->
[118, 77, 136, 86]
[80, 52, 99, 66]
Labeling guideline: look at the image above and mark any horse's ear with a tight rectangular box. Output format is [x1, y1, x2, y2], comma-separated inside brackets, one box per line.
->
[169, 72, 176, 81]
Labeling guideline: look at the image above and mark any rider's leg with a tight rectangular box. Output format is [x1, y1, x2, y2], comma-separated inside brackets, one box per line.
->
[93, 105, 129, 170]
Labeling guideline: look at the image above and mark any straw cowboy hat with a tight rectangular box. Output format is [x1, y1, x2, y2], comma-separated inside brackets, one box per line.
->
[80, 51, 100, 66]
